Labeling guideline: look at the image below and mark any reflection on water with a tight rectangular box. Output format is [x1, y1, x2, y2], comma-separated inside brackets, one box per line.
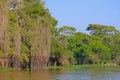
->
[0, 69, 120, 80]
[56, 69, 120, 80]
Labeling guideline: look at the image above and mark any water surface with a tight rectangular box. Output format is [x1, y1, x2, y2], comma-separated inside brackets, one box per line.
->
[0, 69, 120, 80]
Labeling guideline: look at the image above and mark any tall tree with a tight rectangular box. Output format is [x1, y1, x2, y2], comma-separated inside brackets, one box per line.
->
[8, 0, 23, 69]
[18, 0, 56, 69]
[0, 0, 9, 57]
[87, 24, 119, 37]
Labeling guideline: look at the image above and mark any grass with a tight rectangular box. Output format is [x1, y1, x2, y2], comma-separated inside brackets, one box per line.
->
[0, 67, 13, 72]
[46, 64, 120, 70]
[0, 64, 120, 72]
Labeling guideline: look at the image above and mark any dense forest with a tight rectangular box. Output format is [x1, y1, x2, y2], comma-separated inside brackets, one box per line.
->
[0, 0, 56, 70]
[0, 0, 120, 70]
[51, 24, 120, 66]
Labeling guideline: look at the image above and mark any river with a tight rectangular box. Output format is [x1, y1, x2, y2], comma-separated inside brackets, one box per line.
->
[0, 69, 120, 80]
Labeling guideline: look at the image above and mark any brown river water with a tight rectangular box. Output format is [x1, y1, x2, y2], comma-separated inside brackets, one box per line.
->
[0, 69, 120, 80]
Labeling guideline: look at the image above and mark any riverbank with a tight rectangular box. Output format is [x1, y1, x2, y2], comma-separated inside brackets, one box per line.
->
[0, 64, 120, 72]
[46, 64, 120, 70]
[0, 68, 13, 72]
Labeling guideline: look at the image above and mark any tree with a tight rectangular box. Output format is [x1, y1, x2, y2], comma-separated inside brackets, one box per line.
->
[87, 24, 119, 37]
[59, 26, 76, 36]
[68, 32, 92, 64]
[19, 0, 56, 69]
[8, 0, 23, 69]
[90, 36, 110, 64]
[0, 0, 8, 55]
[49, 26, 75, 66]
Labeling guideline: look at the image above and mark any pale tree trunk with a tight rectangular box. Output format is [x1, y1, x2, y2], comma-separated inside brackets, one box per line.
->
[13, 32, 21, 69]
[0, 0, 9, 68]
[8, 0, 22, 69]
[0, 0, 8, 54]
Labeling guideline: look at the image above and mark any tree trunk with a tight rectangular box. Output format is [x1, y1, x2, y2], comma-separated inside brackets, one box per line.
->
[13, 32, 21, 69]
[0, 0, 8, 54]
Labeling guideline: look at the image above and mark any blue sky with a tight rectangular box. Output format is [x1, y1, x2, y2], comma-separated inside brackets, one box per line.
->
[45, 0, 120, 33]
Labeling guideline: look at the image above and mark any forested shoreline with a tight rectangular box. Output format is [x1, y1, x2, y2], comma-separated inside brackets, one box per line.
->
[0, 0, 120, 70]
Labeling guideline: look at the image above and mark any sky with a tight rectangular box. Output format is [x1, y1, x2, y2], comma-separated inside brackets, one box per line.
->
[45, 0, 120, 33]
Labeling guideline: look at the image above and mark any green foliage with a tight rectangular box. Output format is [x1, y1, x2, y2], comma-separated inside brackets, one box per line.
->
[51, 38, 67, 58]
[0, 49, 6, 58]
[0, 68, 13, 72]
[51, 18, 58, 35]
[87, 24, 119, 36]
[24, 1, 47, 17]
[59, 26, 76, 36]
[68, 29, 114, 64]
[9, 48, 15, 55]
[21, 43, 29, 54]
[8, 10, 20, 39]
[20, 54, 29, 63]
[20, 43, 29, 62]
[0, 53, 6, 58]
